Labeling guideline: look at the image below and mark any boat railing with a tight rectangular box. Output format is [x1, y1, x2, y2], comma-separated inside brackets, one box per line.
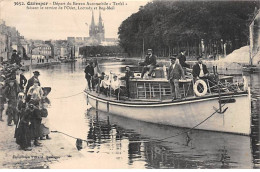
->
[129, 79, 194, 101]
[93, 72, 246, 102]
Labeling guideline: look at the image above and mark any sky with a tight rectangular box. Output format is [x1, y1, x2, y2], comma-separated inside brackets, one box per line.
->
[0, 0, 150, 40]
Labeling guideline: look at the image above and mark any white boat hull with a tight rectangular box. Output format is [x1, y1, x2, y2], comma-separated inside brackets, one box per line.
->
[85, 91, 251, 135]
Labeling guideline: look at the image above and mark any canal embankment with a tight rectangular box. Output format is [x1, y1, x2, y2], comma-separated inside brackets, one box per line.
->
[0, 111, 83, 169]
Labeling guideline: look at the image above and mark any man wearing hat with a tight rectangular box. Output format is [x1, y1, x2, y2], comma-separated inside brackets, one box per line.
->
[192, 56, 209, 80]
[5, 79, 20, 125]
[25, 71, 40, 95]
[167, 56, 185, 100]
[17, 68, 27, 91]
[177, 50, 190, 68]
[140, 49, 157, 79]
[10, 50, 21, 66]
[120, 66, 134, 98]
[84, 61, 94, 91]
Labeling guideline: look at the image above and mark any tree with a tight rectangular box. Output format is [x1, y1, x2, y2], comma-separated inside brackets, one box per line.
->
[118, 0, 260, 57]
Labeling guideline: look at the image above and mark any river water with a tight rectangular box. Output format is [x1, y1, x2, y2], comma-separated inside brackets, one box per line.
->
[24, 59, 259, 169]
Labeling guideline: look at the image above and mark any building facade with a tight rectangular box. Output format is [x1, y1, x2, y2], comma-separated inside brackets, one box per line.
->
[31, 44, 52, 59]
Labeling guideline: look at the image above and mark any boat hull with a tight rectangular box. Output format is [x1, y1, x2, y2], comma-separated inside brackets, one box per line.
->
[85, 91, 251, 135]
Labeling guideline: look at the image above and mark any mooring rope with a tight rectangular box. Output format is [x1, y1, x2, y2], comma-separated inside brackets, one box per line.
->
[160, 95, 233, 141]
[52, 91, 84, 99]
[51, 130, 90, 142]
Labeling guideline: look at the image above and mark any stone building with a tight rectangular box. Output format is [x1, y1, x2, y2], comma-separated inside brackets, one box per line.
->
[0, 20, 24, 61]
[31, 43, 52, 59]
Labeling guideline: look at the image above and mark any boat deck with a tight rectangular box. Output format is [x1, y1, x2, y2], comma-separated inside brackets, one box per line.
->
[85, 89, 248, 105]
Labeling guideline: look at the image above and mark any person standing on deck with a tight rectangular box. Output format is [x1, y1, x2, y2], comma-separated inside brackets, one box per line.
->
[177, 50, 190, 69]
[120, 66, 134, 98]
[167, 56, 185, 100]
[84, 61, 94, 91]
[140, 49, 157, 79]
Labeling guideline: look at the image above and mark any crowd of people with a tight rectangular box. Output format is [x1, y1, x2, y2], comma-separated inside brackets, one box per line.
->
[84, 60, 134, 99]
[84, 49, 216, 101]
[142, 49, 216, 100]
[0, 53, 50, 151]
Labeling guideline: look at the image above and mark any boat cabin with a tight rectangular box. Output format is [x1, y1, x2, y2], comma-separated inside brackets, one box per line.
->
[127, 67, 235, 101]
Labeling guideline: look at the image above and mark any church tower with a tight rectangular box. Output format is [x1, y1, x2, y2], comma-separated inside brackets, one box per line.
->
[98, 11, 105, 41]
[89, 11, 105, 44]
[89, 10, 96, 37]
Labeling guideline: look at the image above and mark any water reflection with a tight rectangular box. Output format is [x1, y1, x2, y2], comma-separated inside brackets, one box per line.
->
[85, 107, 253, 168]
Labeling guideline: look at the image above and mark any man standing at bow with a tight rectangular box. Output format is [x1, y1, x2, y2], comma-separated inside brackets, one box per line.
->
[84, 61, 94, 91]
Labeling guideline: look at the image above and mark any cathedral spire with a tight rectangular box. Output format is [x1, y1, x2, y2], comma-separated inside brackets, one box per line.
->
[98, 10, 103, 29]
[91, 10, 95, 28]
[89, 10, 96, 37]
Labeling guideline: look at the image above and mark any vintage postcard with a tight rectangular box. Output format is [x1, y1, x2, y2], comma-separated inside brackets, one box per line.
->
[0, 0, 259, 169]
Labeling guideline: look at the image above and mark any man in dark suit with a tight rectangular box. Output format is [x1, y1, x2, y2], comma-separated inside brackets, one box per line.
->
[18, 68, 27, 91]
[192, 56, 217, 87]
[177, 50, 190, 68]
[192, 56, 209, 80]
[10, 50, 21, 66]
[25, 71, 40, 96]
[120, 66, 134, 98]
[140, 49, 157, 78]
[84, 61, 94, 90]
[167, 56, 185, 100]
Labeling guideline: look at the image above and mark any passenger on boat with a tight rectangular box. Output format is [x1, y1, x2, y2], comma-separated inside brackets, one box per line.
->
[167, 56, 185, 100]
[120, 66, 134, 98]
[192, 56, 209, 79]
[177, 50, 190, 68]
[99, 75, 110, 95]
[99, 72, 106, 81]
[84, 61, 94, 91]
[192, 56, 217, 87]
[92, 59, 101, 90]
[140, 49, 157, 79]
[111, 75, 121, 97]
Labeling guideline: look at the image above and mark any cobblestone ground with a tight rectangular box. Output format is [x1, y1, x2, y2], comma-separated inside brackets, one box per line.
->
[0, 107, 83, 169]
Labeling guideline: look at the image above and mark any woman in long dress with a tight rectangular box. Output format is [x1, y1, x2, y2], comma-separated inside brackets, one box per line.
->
[15, 103, 32, 151]
[27, 79, 50, 140]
